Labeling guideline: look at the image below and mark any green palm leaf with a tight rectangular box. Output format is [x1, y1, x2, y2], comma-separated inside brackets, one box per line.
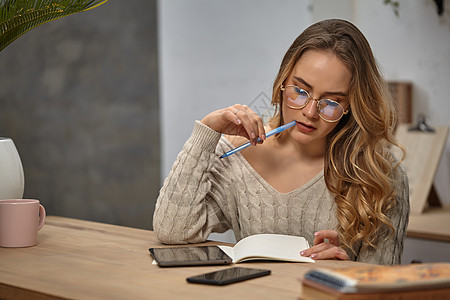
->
[0, 0, 109, 51]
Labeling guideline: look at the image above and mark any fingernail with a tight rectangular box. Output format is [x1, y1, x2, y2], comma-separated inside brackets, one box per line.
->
[251, 132, 256, 145]
[311, 254, 318, 259]
[300, 251, 306, 256]
[314, 232, 320, 236]
[261, 134, 266, 140]
[236, 119, 241, 125]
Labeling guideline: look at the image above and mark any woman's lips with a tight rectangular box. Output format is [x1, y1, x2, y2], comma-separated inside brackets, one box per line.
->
[296, 121, 317, 134]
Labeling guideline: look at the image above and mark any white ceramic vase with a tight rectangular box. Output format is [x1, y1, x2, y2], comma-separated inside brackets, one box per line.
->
[0, 138, 24, 199]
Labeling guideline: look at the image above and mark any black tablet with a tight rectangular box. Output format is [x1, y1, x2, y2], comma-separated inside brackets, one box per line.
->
[149, 246, 232, 267]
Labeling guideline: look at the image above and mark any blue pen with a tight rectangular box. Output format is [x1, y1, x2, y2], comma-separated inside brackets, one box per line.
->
[219, 120, 297, 159]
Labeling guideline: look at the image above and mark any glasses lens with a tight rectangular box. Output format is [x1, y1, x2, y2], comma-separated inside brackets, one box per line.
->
[285, 86, 309, 108]
[318, 99, 344, 121]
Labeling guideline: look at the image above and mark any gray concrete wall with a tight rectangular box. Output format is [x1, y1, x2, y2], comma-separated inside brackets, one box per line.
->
[0, 0, 159, 229]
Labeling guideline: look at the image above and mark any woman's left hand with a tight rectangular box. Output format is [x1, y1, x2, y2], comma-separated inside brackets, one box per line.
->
[300, 230, 349, 260]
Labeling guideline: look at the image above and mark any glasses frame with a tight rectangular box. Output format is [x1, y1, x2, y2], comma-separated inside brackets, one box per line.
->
[280, 85, 348, 123]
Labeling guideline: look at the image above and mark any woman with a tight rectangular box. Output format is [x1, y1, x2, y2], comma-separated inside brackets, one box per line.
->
[153, 19, 409, 265]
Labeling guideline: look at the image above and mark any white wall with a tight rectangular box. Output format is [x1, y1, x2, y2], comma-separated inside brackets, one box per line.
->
[158, 0, 313, 180]
[159, 0, 450, 206]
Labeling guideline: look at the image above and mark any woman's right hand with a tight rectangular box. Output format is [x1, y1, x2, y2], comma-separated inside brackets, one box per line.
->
[201, 104, 266, 146]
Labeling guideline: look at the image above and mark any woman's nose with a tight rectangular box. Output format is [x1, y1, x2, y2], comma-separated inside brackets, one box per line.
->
[302, 99, 319, 119]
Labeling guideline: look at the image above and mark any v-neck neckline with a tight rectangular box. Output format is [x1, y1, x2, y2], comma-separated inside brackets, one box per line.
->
[221, 137, 325, 196]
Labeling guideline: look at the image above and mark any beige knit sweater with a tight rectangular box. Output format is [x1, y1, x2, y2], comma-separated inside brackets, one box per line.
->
[153, 121, 410, 265]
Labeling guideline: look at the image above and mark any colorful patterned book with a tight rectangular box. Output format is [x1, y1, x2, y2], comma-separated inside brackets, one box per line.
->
[302, 263, 450, 295]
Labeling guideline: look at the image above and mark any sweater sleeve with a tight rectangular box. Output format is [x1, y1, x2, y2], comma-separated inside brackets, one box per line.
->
[153, 121, 234, 244]
[354, 164, 410, 265]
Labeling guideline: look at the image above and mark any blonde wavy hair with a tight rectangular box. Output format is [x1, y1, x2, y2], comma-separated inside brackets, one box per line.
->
[268, 19, 404, 254]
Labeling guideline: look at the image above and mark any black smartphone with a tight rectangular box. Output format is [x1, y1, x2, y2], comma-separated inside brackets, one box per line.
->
[186, 267, 271, 285]
[149, 246, 232, 267]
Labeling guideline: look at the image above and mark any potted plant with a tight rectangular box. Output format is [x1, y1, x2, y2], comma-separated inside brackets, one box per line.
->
[0, 0, 108, 199]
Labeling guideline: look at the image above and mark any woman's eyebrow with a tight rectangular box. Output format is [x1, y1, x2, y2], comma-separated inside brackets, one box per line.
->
[293, 76, 347, 97]
[293, 76, 312, 89]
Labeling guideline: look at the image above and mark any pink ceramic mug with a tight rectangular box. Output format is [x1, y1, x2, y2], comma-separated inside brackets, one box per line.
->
[0, 199, 46, 247]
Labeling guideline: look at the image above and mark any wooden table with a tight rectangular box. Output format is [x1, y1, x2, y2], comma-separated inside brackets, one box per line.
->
[0, 216, 366, 300]
[407, 204, 450, 242]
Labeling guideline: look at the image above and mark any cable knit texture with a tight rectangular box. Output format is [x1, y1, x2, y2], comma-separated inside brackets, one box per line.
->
[153, 121, 410, 265]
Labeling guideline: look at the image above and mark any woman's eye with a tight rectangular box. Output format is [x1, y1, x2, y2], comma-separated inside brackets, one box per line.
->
[294, 86, 302, 93]
[295, 87, 308, 96]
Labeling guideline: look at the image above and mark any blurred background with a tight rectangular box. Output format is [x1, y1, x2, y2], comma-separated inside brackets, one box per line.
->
[0, 0, 449, 260]
[0, 1, 160, 229]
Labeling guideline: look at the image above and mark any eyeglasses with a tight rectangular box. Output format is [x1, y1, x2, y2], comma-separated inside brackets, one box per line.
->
[280, 85, 348, 122]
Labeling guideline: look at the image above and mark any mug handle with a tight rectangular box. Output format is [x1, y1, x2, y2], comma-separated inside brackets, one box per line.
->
[37, 204, 46, 230]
